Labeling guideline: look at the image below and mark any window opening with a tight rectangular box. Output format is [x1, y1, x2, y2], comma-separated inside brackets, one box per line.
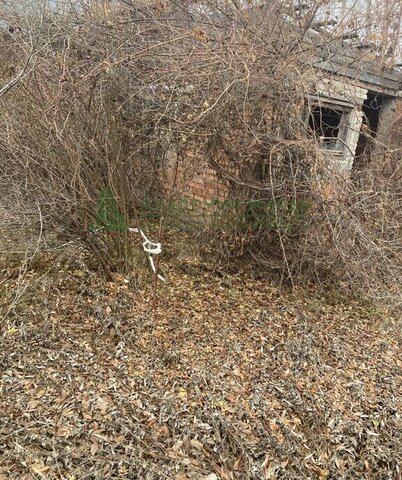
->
[354, 92, 383, 170]
[308, 105, 346, 154]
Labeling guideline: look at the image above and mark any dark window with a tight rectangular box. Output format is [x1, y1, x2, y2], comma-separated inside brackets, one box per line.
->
[308, 106, 344, 153]
[354, 92, 383, 169]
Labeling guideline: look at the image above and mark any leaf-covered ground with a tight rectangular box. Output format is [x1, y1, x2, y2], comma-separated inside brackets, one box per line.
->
[0, 245, 401, 479]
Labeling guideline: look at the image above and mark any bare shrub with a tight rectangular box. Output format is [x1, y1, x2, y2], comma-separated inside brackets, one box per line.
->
[0, 0, 400, 304]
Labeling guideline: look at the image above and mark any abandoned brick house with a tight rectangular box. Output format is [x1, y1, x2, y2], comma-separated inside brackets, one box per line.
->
[169, 37, 402, 205]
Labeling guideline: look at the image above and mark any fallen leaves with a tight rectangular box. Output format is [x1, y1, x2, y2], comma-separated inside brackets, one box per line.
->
[0, 250, 401, 479]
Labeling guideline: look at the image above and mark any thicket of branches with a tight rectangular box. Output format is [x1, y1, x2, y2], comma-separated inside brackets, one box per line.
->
[0, 0, 401, 304]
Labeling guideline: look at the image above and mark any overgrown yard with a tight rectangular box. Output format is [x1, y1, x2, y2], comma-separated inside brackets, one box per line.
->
[0, 243, 400, 479]
[1, 1, 401, 478]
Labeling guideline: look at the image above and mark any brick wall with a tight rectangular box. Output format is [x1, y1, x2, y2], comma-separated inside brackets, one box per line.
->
[166, 148, 230, 204]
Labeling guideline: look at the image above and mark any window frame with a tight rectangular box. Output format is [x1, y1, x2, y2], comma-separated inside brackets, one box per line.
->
[304, 99, 353, 160]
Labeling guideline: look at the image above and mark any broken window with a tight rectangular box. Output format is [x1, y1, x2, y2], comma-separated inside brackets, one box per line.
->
[308, 105, 349, 156]
[306, 81, 369, 170]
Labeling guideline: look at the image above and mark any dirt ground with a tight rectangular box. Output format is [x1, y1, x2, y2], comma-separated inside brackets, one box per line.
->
[0, 232, 401, 479]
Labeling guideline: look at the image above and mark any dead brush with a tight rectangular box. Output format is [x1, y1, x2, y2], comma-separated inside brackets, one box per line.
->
[0, 0, 401, 305]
